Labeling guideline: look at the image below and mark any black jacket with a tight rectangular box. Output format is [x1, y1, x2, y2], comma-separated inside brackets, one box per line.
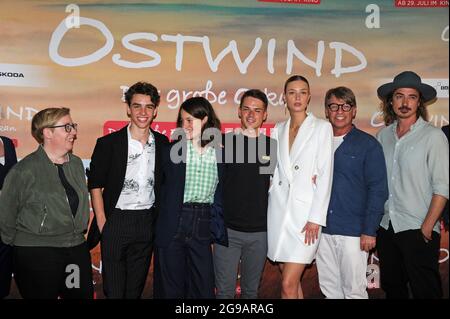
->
[0, 136, 17, 190]
[86, 126, 168, 249]
[442, 125, 449, 227]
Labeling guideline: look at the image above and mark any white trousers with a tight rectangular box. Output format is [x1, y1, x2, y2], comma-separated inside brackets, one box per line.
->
[316, 233, 369, 299]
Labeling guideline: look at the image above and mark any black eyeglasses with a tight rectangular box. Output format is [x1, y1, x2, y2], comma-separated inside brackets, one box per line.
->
[327, 103, 353, 112]
[47, 123, 78, 133]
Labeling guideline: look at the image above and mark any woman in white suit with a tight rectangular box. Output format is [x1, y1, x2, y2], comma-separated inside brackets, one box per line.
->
[267, 75, 333, 299]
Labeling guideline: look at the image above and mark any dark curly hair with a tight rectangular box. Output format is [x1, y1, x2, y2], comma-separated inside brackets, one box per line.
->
[125, 82, 160, 107]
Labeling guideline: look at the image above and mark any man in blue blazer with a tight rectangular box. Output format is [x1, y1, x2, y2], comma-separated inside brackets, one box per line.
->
[316, 87, 388, 299]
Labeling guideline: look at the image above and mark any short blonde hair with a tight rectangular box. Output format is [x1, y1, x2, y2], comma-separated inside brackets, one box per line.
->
[31, 107, 70, 144]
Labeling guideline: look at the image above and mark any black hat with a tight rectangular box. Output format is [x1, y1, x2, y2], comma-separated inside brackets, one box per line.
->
[377, 71, 437, 103]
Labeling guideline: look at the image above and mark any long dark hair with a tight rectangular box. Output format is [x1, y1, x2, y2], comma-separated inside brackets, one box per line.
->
[176, 97, 221, 147]
[380, 91, 428, 126]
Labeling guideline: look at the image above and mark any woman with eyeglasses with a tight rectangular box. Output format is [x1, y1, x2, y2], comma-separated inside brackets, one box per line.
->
[0, 107, 93, 299]
[267, 75, 334, 298]
[0, 134, 17, 298]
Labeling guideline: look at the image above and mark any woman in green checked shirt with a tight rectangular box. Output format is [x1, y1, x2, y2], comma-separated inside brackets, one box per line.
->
[153, 97, 227, 299]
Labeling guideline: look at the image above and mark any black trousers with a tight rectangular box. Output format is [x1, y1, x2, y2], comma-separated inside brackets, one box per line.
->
[153, 204, 215, 299]
[13, 242, 93, 299]
[0, 239, 12, 298]
[101, 208, 154, 299]
[377, 223, 442, 299]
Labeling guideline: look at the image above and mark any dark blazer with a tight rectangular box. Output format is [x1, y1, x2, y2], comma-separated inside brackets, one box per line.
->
[154, 139, 228, 248]
[0, 136, 17, 298]
[442, 125, 449, 227]
[324, 126, 388, 237]
[86, 125, 168, 249]
[0, 136, 17, 190]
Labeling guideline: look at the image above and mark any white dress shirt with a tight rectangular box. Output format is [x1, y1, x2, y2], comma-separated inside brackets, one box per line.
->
[116, 125, 156, 210]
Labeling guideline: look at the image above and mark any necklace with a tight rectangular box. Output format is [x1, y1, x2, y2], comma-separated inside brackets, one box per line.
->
[290, 125, 300, 138]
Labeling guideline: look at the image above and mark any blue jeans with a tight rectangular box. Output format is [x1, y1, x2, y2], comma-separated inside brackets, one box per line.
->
[154, 204, 215, 299]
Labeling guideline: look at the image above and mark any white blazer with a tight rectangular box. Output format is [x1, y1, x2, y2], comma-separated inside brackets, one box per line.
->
[267, 113, 334, 263]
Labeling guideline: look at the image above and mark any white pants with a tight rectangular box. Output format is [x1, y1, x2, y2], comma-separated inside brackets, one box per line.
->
[316, 233, 369, 299]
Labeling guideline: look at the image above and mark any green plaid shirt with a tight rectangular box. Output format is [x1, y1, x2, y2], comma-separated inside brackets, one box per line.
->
[183, 141, 218, 204]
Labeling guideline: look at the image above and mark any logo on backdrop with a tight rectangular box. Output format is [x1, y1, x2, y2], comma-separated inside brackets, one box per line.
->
[0, 72, 24, 78]
[0, 63, 49, 88]
[423, 79, 449, 99]
[49, 11, 367, 77]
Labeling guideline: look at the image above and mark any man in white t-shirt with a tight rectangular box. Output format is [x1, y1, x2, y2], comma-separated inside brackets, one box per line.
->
[316, 86, 388, 299]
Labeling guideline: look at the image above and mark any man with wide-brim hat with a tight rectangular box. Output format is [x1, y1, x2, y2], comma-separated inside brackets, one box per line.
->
[377, 71, 437, 126]
[376, 71, 449, 299]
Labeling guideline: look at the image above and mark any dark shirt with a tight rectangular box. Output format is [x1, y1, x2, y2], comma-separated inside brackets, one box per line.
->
[222, 133, 275, 232]
[0, 136, 17, 190]
[55, 164, 79, 217]
[323, 126, 388, 237]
